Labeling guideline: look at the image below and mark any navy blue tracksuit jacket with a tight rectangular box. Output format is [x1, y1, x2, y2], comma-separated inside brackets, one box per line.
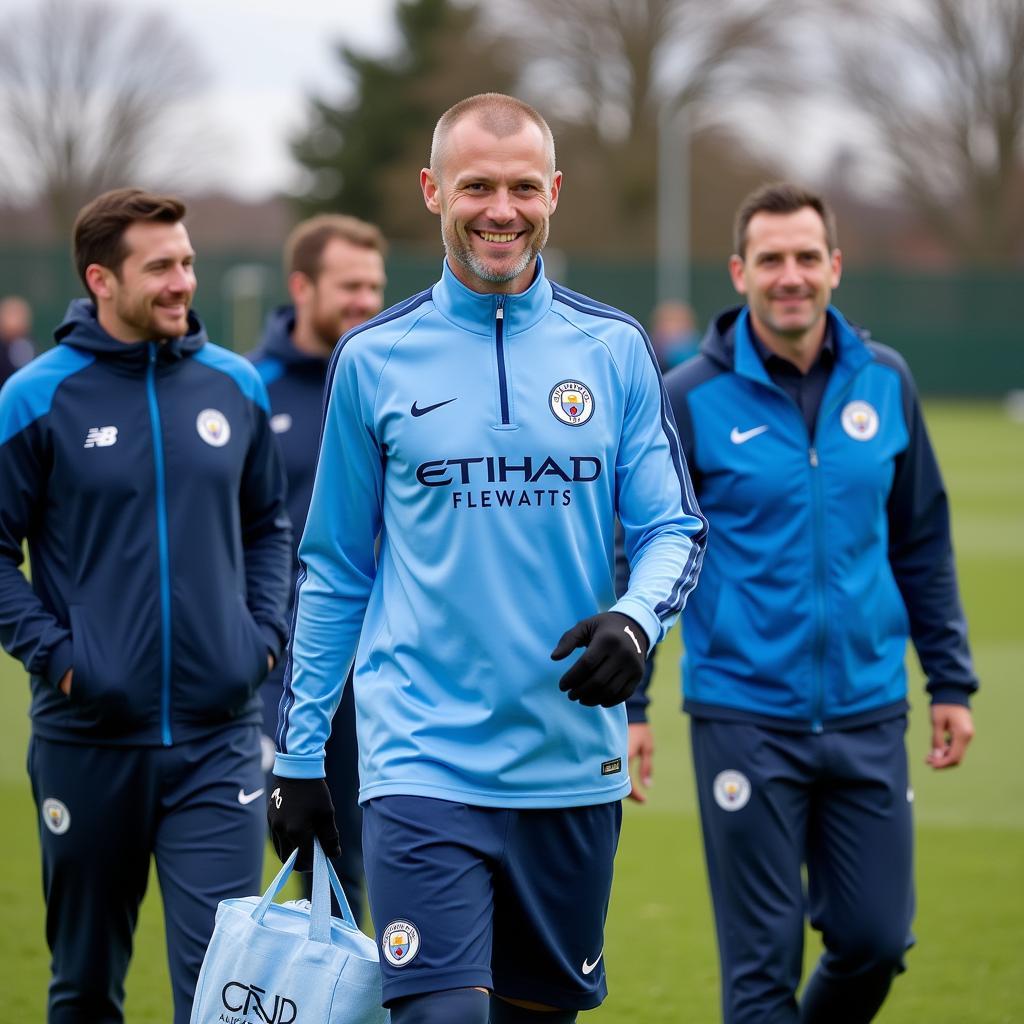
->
[0, 300, 293, 745]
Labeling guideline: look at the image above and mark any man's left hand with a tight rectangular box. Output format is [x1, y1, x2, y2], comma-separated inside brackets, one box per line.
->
[926, 704, 975, 769]
[551, 612, 649, 707]
[627, 723, 654, 803]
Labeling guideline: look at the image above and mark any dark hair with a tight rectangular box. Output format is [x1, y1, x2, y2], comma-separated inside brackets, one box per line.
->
[733, 182, 837, 257]
[284, 214, 387, 281]
[73, 188, 186, 295]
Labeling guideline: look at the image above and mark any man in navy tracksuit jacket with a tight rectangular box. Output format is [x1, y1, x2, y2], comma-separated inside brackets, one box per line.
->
[0, 189, 292, 1023]
[650, 184, 977, 1024]
[249, 213, 387, 925]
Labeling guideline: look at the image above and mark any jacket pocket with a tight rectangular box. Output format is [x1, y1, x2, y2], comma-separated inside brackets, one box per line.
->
[68, 603, 156, 729]
[213, 595, 268, 713]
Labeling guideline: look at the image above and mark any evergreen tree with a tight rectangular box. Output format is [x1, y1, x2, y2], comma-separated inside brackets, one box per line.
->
[292, 0, 515, 240]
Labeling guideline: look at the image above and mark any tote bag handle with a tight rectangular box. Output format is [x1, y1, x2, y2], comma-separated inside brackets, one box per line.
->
[251, 840, 359, 944]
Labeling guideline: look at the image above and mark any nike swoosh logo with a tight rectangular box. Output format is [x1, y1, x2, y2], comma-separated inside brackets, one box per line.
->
[411, 398, 457, 417]
[730, 425, 769, 444]
[582, 952, 603, 975]
[237, 788, 265, 805]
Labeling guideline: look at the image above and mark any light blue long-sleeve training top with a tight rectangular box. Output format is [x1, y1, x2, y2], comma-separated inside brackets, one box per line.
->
[275, 257, 707, 807]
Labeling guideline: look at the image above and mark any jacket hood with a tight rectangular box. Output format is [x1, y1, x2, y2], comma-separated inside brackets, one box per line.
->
[252, 305, 332, 368]
[54, 298, 207, 363]
[699, 306, 744, 370]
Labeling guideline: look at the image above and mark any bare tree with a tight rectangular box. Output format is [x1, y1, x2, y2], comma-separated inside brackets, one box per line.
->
[0, 0, 211, 232]
[826, 0, 1024, 264]
[482, 0, 801, 251]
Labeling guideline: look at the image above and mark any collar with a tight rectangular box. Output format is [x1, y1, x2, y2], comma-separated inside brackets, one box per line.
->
[430, 255, 553, 337]
[750, 320, 836, 375]
[733, 306, 871, 386]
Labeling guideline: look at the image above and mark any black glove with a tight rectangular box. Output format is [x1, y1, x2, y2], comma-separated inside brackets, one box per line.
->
[550, 612, 649, 707]
[267, 775, 341, 871]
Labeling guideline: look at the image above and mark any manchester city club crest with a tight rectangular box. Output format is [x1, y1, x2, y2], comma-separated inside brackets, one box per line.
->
[381, 920, 421, 967]
[549, 379, 594, 426]
[840, 400, 879, 441]
[712, 770, 752, 812]
[196, 408, 231, 447]
[42, 797, 71, 835]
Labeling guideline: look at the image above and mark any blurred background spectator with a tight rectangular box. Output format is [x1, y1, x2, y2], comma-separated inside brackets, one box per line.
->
[650, 299, 700, 372]
[0, 296, 36, 387]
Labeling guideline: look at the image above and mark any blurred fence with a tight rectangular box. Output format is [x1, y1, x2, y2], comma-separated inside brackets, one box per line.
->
[2, 244, 1020, 395]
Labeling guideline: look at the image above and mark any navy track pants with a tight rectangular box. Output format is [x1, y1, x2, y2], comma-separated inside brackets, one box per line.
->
[28, 726, 264, 1024]
[691, 716, 915, 1024]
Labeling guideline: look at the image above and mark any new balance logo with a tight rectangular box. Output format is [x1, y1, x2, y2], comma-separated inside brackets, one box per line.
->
[83, 426, 118, 448]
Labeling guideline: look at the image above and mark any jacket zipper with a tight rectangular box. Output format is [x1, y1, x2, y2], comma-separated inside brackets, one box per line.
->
[146, 344, 173, 746]
[494, 297, 510, 425]
[808, 444, 826, 733]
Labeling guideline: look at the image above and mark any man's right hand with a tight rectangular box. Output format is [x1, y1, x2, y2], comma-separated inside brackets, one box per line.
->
[267, 775, 341, 870]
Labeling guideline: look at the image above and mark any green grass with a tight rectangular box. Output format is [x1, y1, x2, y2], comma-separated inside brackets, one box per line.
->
[2, 401, 1022, 1022]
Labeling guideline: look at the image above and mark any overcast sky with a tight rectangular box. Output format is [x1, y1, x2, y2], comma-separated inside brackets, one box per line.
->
[1, 0, 401, 199]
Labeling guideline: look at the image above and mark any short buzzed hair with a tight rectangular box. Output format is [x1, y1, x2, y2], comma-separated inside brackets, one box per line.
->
[734, 182, 837, 257]
[73, 188, 186, 295]
[429, 93, 556, 181]
[285, 214, 387, 281]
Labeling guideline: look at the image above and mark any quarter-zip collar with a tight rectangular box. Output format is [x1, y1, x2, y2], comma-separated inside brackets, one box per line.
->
[431, 255, 553, 337]
[54, 298, 207, 368]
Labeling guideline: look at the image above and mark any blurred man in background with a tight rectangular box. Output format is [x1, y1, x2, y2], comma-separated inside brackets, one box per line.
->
[647, 181, 977, 1023]
[0, 188, 292, 1023]
[249, 213, 387, 925]
[648, 298, 699, 372]
[0, 294, 37, 387]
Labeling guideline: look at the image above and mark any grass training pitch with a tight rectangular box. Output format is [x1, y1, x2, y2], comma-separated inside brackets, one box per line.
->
[0, 401, 1021, 1021]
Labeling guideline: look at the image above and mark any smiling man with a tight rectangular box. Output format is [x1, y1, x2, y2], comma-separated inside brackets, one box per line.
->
[0, 188, 292, 1023]
[267, 94, 707, 1024]
[636, 182, 978, 1024]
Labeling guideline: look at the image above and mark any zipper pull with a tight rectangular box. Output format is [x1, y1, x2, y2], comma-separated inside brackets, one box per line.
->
[496, 306, 504, 320]
[149, 342, 157, 365]
[809, 447, 819, 467]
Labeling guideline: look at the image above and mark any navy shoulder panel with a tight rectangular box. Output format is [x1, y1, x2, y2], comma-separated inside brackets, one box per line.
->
[193, 343, 270, 413]
[550, 283, 647, 336]
[867, 340, 917, 429]
[251, 354, 287, 389]
[0, 346, 95, 446]
[663, 352, 725, 406]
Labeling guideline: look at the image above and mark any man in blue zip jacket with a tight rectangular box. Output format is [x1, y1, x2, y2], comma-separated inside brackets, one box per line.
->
[651, 182, 977, 1024]
[267, 93, 707, 1024]
[0, 189, 292, 1023]
[250, 213, 387, 926]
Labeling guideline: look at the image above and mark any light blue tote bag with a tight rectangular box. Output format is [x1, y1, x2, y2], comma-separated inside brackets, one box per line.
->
[190, 839, 389, 1024]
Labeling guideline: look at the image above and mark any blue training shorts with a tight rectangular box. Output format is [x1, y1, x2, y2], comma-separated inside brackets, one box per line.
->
[362, 795, 622, 1009]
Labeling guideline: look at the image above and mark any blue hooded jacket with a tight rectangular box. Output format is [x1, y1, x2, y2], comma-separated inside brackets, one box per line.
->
[0, 300, 292, 745]
[662, 305, 976, 731]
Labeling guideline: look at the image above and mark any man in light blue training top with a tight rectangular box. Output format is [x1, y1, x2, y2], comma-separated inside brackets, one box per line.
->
[268, 93, 707, 1024]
